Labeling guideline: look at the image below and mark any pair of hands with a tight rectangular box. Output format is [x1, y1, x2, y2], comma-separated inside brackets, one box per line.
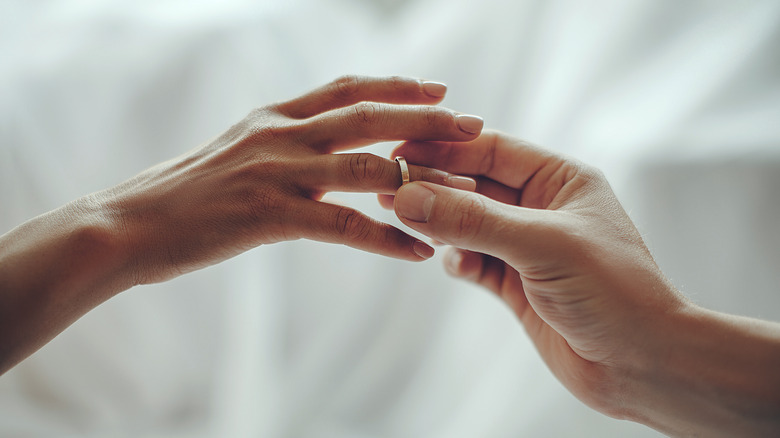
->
[109, 75, 682, 423]
[110, 75, 681, 416]
[3, 75, 724, 434]
[5, 75, 778, 435]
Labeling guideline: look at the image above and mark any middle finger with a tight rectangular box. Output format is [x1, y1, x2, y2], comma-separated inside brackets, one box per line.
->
[302, 103, 484, 152]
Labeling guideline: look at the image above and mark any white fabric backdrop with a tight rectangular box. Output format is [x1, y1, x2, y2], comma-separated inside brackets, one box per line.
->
[2, 1, 779, 436]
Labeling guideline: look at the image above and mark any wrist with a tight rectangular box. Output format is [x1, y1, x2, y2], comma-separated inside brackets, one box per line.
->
[0, 194, 133, 373]
[57, 193, 136, 297]
[622, 302, 780, 436]
[618, 302, 705, 433]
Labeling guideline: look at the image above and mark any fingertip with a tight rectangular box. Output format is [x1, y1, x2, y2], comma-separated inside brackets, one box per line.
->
[377, 193, 395, 209]
[413, 240, 435, 260]
[455, 114, 484, 135]
[394, 182, 436, 223]
[421, 81, 447, 99]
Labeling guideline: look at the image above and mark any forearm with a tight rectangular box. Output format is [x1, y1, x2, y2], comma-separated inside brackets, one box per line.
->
[628, 303, 780, 437]
[0, 195, 131, 374]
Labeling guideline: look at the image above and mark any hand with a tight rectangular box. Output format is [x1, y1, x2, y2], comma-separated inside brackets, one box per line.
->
[108, 75, 484, 285]
[389, 131, 780, 436]
[0, 75, 484, 373]
[389, 130, 685, 416]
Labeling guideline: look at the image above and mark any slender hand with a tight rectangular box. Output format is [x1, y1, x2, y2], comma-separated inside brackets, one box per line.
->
[0, 75, 483, 374]
[389, 130, 780, 437]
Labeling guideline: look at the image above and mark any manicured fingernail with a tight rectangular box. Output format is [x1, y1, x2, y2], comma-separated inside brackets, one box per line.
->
[413, 240, 435, 259]
[456, 114, 484, 134]
[396, 184, 435, 223]
[447, 175, 477, 191]
[422, 81, 447, 98]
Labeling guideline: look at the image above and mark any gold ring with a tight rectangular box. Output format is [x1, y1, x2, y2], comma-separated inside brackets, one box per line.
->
[395, 156, 410, 185]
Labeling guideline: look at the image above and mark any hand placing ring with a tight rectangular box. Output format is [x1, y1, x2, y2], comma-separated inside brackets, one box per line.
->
[378, 153, 478, 210]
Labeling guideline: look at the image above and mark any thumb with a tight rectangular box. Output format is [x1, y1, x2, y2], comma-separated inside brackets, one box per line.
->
[394, 182, 544, 259]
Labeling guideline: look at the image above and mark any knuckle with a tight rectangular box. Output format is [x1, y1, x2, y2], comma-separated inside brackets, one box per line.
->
[350, 101, 382, 126]
[422, 106, 453, 127]
[388, 75, 405, 90]
[563, 160, 609, 195]
[331, 74, 361, 100]
[453, 195, 487, 241]
[246, 124, 288, 143]
[242, 117, 302, 145]
[334, 208, 370, 240]
[244, 185, 286, 225]
[247, 106, 271, 121]
[233, 107, 275, 138]
[234, 160, 289, 215]
[578, 162, 605, 182]
[346, 153, 386, 185]
[228, 159, 298, 242]
[423, 105, 440, 126]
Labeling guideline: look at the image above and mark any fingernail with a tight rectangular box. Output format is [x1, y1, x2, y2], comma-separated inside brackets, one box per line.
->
[447, 175, 477, 191]
[413, 240, 435, 259]
[456, 114, 484, 134]
[422, 81, 447, 98]
[396, 184, 435, 223]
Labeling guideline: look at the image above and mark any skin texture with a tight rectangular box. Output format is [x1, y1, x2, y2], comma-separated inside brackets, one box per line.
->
[391, 130, 780, 437]
[0, 75, 483, 374]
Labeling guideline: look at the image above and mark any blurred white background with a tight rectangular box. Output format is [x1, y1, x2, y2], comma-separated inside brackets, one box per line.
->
[1, 0, 779, 436]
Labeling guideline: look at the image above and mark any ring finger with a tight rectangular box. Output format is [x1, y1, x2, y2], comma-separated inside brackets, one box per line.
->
[304, 153, 477, 196]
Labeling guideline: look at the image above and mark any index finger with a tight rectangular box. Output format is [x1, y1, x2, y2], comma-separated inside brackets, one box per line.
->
[391, 130, 571, 190]
[276, 75, 448, 119]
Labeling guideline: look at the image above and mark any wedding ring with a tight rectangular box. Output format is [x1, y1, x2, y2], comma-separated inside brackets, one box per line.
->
[395, 156, 410, 185]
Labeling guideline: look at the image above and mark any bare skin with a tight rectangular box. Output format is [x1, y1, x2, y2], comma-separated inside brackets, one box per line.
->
[0, 75, 482, 374]
[390, 131, 780, 437]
